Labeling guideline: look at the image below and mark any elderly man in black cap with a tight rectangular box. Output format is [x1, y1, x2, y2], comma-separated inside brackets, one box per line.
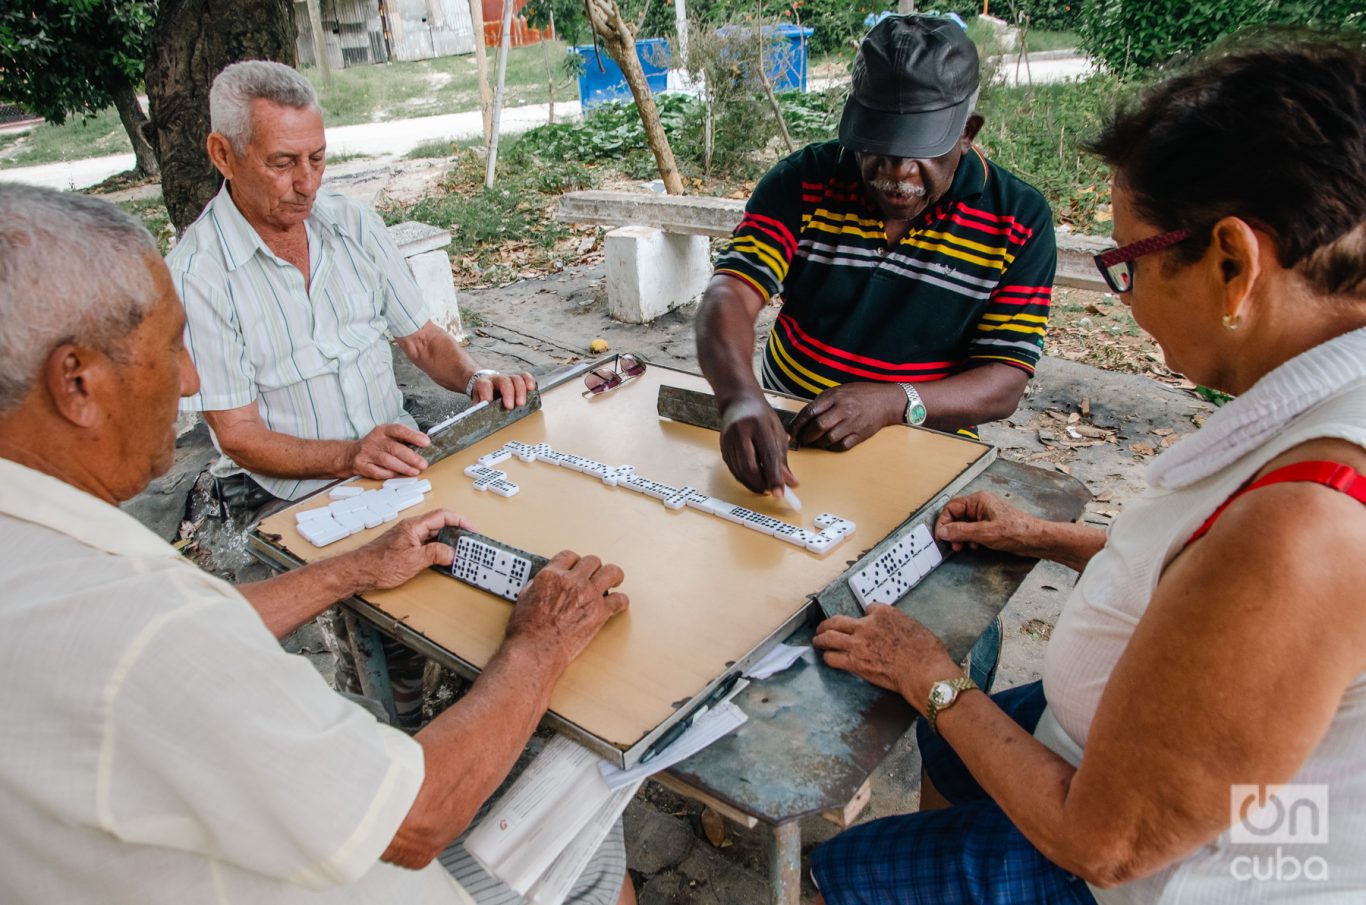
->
[696, 14, 1056, 499]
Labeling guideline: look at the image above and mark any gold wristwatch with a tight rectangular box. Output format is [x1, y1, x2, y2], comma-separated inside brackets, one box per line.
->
[926, 676, 979, 734]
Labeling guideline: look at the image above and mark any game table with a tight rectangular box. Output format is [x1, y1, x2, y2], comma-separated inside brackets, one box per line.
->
[250, 359, 1090, 904]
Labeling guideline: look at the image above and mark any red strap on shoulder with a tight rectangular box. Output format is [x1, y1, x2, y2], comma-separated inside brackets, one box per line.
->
[1187, 460, 1366, 545]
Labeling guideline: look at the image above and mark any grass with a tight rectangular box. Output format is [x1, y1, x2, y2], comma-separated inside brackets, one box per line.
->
[301, 41, 576, 126]
[118, 196, 174, 256]
[0, 41, 575, 170]
[0, 107, 132, 168]
[975, 74, 1132, 232]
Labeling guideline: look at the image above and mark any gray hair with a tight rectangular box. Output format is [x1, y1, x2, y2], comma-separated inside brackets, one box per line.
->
[209, 60, 320, 154]
[0, 184, 160, 415]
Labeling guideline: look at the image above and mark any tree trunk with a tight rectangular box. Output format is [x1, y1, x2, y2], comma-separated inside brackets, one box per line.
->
[107, 71, 160, 178]
[585, 0, 684, 194]
[145, 0, 298, 233]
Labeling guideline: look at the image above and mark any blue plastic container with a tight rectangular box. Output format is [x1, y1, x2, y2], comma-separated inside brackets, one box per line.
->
[769, 24, 813, 92]
[571, 39, 672, 110]
[714, 24, 814, 93]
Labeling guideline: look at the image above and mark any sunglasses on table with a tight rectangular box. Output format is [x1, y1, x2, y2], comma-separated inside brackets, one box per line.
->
[582, 353, 647, 397]
[1092, 228, 1191, 293]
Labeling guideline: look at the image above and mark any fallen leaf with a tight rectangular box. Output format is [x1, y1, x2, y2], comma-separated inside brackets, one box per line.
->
[700, 807, 727, 847]
[1081, 397, 1091, 417]
[1130, 441, 1156, 456]
[1160, 434, 1181, 448]
[1093, 490, 1113, 502]
[1054, 463, 1072, 474]
[1152, 428, 1174, 436]
[1067, 412, 1081, 424]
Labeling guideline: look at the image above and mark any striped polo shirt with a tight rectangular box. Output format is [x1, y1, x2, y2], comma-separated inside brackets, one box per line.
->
[168, 182, 430, 501]
[715, 140, 1054, 405]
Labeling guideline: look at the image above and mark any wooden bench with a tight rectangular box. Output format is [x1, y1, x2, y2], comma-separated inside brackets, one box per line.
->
[555, 190, 1112, 324]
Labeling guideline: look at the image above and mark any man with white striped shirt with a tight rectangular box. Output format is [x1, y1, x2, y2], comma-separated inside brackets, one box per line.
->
[167, 60, 536, 727]
[169, 60, 534, 504]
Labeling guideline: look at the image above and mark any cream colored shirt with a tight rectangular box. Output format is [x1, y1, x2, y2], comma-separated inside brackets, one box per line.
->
[0, 457, 473, 905]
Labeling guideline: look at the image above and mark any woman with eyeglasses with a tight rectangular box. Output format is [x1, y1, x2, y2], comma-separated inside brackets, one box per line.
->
[807, 33, 1366, 905]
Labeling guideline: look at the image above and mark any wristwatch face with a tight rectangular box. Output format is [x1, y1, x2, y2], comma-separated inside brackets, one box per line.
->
[929, 681, 955, 708]
[908, 402, 927, 426]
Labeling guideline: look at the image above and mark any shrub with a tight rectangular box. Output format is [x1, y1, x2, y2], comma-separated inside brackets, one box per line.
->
[1079, 0, 1365, 73]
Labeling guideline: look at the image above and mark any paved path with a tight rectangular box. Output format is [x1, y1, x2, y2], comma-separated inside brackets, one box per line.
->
[1, 50, 1090, 193]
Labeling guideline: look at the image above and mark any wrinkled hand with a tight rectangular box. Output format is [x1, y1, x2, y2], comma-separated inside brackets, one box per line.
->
[788, 382, 905, 451]
[347, 423, 431, 479]
[470, 371, 537, 410]
[813, 605, 958, 711]
[347, 509, 472, 594]
[934, 491, 1044, 556]
[505, 550, 628, 669]
[719, 393, 798, 495]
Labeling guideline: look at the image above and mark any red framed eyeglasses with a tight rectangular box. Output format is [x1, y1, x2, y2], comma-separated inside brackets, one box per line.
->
[1093, 228, 1191, 293]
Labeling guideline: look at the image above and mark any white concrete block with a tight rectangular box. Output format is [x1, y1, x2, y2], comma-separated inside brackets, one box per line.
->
[406, 247, 467, 341]
[605, 226, 712, 324]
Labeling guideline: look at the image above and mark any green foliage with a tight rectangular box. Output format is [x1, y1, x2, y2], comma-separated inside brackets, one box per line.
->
[975, 74, 1134, 232]
[522, 0, 590, 46]
[1078, 0, 1365, 73]
[0, 0, 153, 123]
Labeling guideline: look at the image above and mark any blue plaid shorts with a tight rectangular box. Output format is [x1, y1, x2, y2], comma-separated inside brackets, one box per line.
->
[809, 681, 1097, 905]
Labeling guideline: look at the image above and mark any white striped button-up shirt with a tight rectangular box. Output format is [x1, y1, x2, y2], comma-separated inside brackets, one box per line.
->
[169, 182, 430, 500]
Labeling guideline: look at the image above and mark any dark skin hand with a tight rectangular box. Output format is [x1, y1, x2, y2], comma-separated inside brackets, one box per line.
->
[787, 382, 906, 451]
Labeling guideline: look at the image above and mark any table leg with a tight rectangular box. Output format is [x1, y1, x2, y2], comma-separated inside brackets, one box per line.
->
[343, 610, 398, 724]
[766, 819, 802, 905]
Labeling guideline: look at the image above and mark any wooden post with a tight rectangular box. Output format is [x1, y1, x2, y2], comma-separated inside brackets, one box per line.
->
[674, 0, 689, 64]
[541, 9, 556, 124]
[484, 0, 516, 188]
[305, 0, 333, 85]
[468, 0, 493, 142]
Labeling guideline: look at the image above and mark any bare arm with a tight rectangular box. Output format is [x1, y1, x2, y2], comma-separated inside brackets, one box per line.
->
[935, 491, 1107, 573]
[787, 364, 1029, 450]
[237, 509, 466, 637]
[395, 320, 536, 410]
[696, 275, 794, 495]
[818, 440, 1366, 887]
[381, 551, 629, 867]
[204, 404, 431, 482]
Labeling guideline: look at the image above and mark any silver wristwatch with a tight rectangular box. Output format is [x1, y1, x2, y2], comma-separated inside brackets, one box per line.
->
[464, 368, 500, 397]
[899, 383, 927, 426]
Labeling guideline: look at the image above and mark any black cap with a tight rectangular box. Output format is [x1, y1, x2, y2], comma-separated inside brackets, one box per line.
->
[838, 15, 980, 159]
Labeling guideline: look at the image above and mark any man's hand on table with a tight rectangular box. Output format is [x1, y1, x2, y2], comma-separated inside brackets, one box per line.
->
[347, 423, 431, 479]
[344, 508, 472, 594]
[470, 371, 538, 410]
[788, 382, 905, 451]
[813, 605, 959, 713]
[718, 393, 798, 496]
[505, 550, 628, 671]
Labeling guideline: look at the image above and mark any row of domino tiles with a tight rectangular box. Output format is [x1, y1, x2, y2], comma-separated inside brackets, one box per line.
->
[293, 478, 433, 547]
[450, 535, 534, 601]
[461, 440, 857, 556]
[847, 523, 944, 609]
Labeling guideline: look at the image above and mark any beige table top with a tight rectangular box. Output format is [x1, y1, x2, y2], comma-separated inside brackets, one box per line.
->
[259, 365, 991, 753]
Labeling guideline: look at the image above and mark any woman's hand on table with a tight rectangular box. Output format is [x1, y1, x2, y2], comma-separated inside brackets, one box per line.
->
[813, 605, 960, 711]
[935, 491, 1044, 555]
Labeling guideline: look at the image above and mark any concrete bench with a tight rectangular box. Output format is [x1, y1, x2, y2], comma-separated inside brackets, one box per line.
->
[554, 190, 1112, 324]
[387, 221, 467, 341]
[555, 191, 747, 324]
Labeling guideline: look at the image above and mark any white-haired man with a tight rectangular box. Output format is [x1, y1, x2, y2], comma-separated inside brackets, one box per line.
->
[168, 59, 528, 721]
[0, 183, 635, 905]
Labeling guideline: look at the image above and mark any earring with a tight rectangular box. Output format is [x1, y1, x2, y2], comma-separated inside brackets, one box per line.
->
[1222, 312, 1241, 330]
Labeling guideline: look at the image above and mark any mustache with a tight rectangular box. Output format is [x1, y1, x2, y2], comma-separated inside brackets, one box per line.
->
[867, 178, 926, 197]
